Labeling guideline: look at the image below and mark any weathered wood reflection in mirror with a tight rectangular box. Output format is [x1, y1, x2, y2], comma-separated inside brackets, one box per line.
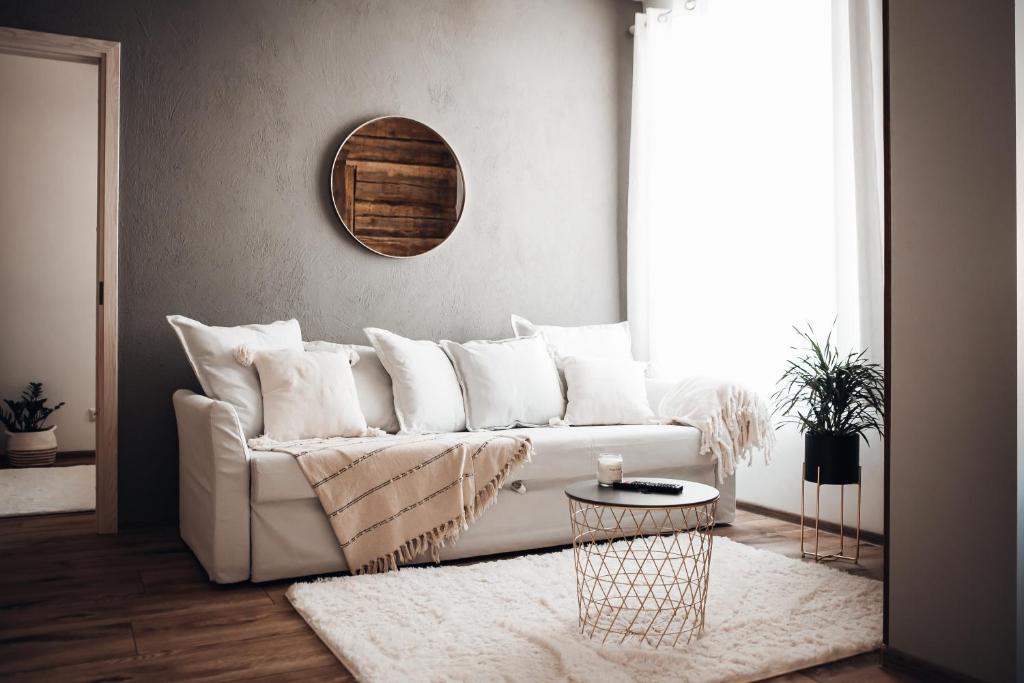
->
[330, 117, 465, 257]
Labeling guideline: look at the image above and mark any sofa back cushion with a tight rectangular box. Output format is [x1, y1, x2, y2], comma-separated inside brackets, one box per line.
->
[364, 328, 466, 434]
[510, 315, 634, 368]
[304, 341, 400, 434]
[440, 335, 564, 430]
[167, 315, 304, 438]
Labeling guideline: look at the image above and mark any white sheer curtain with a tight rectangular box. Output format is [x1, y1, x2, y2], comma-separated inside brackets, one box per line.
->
[627, 0, 884, 527]
[833, 0, 885, 364]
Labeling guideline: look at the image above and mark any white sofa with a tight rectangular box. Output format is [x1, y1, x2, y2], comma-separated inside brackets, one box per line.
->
[173, 377, 736, 584]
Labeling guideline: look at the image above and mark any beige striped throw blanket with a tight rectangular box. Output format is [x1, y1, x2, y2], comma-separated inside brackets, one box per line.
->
[249, 432, 532, 574]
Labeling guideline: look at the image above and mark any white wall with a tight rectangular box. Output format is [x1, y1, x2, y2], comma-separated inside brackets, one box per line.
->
[0, 52, 97, 452]
[737, 433, 883, 535]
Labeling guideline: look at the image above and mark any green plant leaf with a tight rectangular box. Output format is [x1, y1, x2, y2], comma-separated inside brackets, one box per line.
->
[772, 324, 885, 442]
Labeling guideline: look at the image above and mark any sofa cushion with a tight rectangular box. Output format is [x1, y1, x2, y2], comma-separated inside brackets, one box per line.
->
[167, 315, 304, 439]
[561, 356, 655, 426]
[440, 335, 564, 430]
[304, 341, 400, 434]
[364, 327, 467, 434]
[505, 424, 703, 483]
[509, 315, 634, 369]
[251, 348, 368, 441]
[249, 424, 704, 504]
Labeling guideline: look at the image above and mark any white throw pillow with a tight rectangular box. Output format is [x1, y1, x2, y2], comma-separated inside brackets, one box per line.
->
[510, 315, 634, 368]
[167, 315, 304, 438]
[364, 328, 466, 434]
[440, 335, 564, 430]
[245, 348, 368, 441]
[301, 340, 360, 365]
[561, 356, 656, 426]
[303, 341, 400, 434]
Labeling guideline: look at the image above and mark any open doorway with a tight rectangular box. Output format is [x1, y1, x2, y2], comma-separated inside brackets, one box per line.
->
[0, 28, 119, 533]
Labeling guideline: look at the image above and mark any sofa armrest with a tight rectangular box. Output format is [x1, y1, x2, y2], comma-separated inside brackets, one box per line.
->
[173, 389, 251, 583]
[645, 378, 679, 414]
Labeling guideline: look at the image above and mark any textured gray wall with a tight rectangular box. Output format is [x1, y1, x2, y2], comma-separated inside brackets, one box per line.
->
[0, 0, 635, 524]
[889, 1, 1017, 680]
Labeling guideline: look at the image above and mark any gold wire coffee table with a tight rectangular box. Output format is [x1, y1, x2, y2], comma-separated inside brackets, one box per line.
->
[565, 478, 719, 648]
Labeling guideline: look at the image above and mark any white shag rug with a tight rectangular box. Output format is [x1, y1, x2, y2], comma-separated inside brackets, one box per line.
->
[0, 464, 95, 517]
[288, 536, 882, 683]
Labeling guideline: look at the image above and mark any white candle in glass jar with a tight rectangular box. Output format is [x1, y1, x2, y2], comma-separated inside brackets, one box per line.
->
[597, 453, 623, 487]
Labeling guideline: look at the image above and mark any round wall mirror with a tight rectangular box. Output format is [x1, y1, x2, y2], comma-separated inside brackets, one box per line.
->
[330, 116, 465, 258]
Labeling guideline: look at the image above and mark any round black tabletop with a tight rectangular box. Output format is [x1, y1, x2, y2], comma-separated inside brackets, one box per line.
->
[564, 478, 720, 509]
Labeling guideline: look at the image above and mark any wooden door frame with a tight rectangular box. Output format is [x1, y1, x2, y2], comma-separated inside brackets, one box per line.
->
[0, 27, 120, 534]
[881, 0, 890, 646]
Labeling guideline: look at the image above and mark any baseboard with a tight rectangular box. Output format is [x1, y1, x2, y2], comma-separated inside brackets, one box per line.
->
[58, 450, 96, 459]
[881, 647, 983, 682]
[736, 501, 885, 546]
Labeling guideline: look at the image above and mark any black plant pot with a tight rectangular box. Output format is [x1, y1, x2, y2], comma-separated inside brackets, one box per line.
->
[803, 433, 860, 485]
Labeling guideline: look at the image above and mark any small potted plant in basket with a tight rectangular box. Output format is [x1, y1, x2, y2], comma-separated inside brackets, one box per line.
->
[772, 327, 884, 485]
[1, 382, 65, 467]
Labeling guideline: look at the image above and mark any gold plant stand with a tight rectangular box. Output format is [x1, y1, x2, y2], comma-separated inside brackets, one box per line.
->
[800, 464, 861, 563]
[565, 479, 719, 648]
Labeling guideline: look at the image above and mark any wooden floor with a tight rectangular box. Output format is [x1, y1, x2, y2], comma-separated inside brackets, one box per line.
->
[0, 509, 917, 682]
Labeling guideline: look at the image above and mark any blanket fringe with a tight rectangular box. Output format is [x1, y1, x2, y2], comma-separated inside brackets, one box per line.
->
[248, 426, 387, 452]
[691, 411, 771, 481]
[660, 380, 775, 482]
[354, 438, 533, 575]
[698, 392, 774, 481]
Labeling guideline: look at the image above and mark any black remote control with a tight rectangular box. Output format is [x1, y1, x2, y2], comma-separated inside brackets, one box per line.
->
[612, 480, 684, 495]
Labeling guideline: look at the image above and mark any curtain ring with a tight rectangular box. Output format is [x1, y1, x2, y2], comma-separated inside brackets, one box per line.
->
[657, 9, 672, 23]
[684, 0, 698, 10]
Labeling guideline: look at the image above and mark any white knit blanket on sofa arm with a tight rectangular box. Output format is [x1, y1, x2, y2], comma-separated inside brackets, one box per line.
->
[657, 376, 774, 480]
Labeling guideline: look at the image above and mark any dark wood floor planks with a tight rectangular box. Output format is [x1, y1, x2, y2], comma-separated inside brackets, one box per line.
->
[0, 509, 915, 682]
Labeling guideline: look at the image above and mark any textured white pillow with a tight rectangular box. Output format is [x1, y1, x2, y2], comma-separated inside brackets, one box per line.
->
[167, 315, 303, 438]
[247, 348, 368, 441]
[561, 356, 656, 426]
[510, 315, 634, 368]
[364, 328, 466, 434]
[304, 341, 400, 434]
[440, 335, 564, 430]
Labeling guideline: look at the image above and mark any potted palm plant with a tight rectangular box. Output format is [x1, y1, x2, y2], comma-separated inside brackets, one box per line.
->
[1, 382, 65, 467]
[772, 327, 884, 485]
